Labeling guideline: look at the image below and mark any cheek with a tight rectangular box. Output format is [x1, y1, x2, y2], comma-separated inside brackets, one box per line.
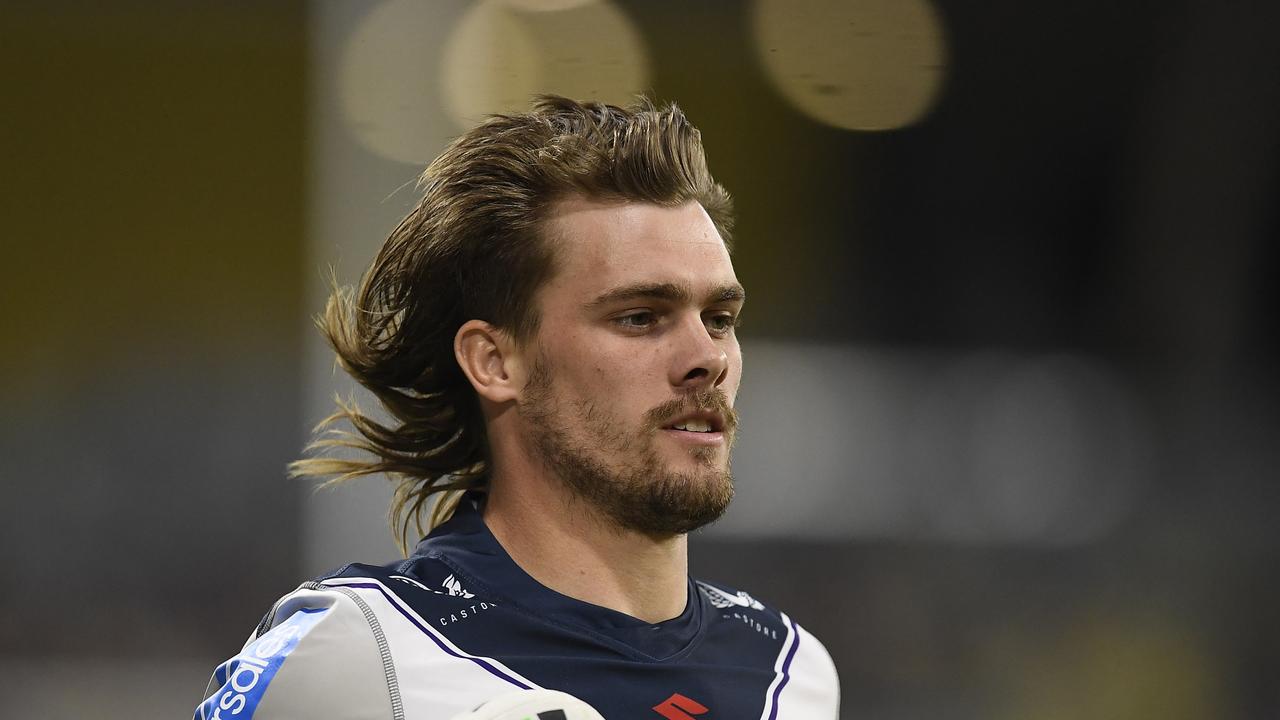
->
[574, 346, 666, 417]
[548, 339, 640, 391]
[572, 343, 636, 381]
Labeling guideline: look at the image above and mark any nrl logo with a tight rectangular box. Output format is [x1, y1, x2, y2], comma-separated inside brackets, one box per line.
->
[696, 581, 763, 611]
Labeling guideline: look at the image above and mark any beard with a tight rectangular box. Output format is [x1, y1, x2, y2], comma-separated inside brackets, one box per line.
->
[518, 358, 738, 537]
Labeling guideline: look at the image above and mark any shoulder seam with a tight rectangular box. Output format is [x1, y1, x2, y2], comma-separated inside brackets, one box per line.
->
[254, 583, 308, 639]
[311, 581, 406, 720]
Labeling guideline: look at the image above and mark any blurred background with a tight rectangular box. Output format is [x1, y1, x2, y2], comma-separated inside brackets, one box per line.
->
[2, 1, 1277, 718]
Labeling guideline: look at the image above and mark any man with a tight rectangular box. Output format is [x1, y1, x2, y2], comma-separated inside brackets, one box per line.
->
[196, 96, 839, 719]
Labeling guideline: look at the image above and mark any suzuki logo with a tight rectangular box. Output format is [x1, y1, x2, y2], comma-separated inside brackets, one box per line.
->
[652, 693, 709, 720]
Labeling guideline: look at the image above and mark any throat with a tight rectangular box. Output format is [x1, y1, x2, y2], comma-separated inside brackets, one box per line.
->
[482, 485, 690, 624]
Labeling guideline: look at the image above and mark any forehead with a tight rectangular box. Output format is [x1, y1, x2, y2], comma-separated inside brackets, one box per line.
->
[540, 197, 737, 302]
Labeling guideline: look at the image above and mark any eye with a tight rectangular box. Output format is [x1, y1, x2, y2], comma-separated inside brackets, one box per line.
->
[705, 312, 739, 335]
[614, 310, 658, 331]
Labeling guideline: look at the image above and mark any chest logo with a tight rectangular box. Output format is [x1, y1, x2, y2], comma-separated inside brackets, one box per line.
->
[442, 573, 476, 598]
[652, 693, 709, 720]
[697, 581, 764, 611]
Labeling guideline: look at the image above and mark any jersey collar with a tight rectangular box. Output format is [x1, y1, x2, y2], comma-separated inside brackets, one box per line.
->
[409, 497, 705, 661]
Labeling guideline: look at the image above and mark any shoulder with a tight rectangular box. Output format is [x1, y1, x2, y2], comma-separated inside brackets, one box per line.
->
[195, 581, 398, 719]
[695, 578, 841, 717]
[196, 563, 533, 719]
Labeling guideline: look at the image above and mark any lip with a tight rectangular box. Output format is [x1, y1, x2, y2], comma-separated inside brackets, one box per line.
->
[662, 410, 726, 433]
[660, 410, 728, 447]
[661, 428, 726, 446]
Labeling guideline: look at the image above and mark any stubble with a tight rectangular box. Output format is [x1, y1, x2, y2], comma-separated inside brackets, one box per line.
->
[518, 359, 737, 537]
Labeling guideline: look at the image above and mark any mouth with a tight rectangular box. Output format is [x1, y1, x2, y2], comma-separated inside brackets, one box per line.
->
[661, 410, 728, 446]
[645, 391, 737, 451]
[663, 410, 725, 433]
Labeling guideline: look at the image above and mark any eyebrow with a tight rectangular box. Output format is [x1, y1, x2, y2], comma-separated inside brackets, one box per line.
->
[585, 281, 746, 310]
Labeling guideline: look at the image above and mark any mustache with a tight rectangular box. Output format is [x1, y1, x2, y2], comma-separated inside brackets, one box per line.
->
[643, 389, 739, 434]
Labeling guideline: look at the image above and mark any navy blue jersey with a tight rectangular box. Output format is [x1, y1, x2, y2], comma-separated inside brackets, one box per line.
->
[196, 503, 839, 719]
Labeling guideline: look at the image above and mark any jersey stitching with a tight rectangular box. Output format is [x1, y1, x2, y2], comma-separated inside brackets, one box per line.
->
[253, 572, 356, 638]
[326, 578, 537, 690]
[254, 585, 301, 638]
[312, 582, 406, 720]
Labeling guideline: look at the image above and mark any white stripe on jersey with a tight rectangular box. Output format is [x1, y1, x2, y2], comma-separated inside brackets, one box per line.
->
[758, 611, 799, 720]
[774, 620, 841, 719]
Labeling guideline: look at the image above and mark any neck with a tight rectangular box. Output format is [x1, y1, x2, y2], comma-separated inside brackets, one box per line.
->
[482, 469, 689, 624]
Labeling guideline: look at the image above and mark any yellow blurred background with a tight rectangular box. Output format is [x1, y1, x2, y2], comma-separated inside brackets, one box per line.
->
[2, 1, 1277, 718]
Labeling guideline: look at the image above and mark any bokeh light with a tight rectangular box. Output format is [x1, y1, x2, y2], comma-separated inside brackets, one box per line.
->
[338, 0, 461, 164]
[442, 0, 647, 131]
[496, 0, 597, 11]
[753, 0, 948, 130]
[339, 0, 646, 163]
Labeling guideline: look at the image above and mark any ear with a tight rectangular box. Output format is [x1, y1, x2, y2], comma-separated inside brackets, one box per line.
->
[454, 320, 523, 404]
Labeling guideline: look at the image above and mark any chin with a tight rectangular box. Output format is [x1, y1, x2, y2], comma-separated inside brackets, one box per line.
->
[675, 446, 728, 472]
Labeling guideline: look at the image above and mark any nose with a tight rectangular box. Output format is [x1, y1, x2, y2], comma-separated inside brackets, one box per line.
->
[669, 315, 730, 390]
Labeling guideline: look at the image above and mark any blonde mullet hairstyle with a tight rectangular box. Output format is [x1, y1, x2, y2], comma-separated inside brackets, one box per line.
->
[289, 95, 734, 555]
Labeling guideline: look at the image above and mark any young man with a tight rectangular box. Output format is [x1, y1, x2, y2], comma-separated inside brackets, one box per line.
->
[196, 97, 839, 719]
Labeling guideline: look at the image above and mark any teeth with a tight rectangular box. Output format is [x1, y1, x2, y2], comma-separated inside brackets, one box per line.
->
[674, 419, 713, 432]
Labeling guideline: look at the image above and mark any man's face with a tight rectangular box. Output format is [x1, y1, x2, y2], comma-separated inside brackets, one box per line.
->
[516, 197, 744, 537]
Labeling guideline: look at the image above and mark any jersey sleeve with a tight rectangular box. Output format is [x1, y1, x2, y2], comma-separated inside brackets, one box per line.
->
[779, 620, 841, 719]
[194, 583, 400, 720]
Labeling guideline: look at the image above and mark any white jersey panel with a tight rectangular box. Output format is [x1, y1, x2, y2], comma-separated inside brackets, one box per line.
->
[774, 619, 840, 719]
[197, 587, 397, 720]
[322, 577, 540, 717]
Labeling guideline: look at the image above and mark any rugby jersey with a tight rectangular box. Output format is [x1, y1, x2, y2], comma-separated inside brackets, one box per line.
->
[195, 502, 839, 719]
